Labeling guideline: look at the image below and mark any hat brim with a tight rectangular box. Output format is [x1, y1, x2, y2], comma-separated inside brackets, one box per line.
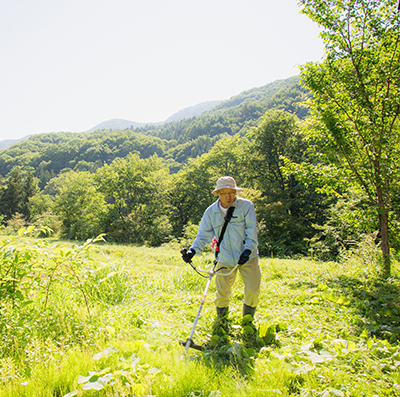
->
[212, 186, 243, 196]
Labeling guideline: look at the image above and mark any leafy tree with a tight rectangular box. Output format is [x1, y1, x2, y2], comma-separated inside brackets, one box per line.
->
[169, 135, 248, 236]
[308, 187, 378, 261]
[28, 192, 54, 222]
[298, 0, 400, 276]
[245, 110, 331, 256]
[246, 110, 305, 192]
[0, 168, 25, 221]
[0, 168, 39, 223]
[95, 154, 172, 245]
[22, 170, 39, 220]
[53, 171, 107, 240]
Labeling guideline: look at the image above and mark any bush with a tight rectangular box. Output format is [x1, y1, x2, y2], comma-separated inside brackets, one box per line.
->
[32, 212, 61, 237]
[308, 189, 377, 261]
[179, 221, 199, 249]
[82, 262, 133, 305]
[4, 213, 27, 235]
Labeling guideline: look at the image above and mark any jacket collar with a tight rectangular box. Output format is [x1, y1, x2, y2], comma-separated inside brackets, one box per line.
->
[212, 197, 238, 212]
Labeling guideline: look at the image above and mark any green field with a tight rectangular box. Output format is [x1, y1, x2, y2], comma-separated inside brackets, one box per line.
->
[1, 234, 400, 396]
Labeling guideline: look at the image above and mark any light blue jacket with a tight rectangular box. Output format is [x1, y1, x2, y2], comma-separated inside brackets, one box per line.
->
[190, 197, 259, 266]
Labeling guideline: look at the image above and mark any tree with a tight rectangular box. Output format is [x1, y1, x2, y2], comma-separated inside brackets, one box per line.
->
[298, 0, 400, 277]
[22, 169, 39, 220]
[169, 135, 248, 236]
[245, 110, 331, 256]
[246, 110, 305, 192]
[0, 168, 39, 223]
[53, 171, 107, 240]
[95, 154, 172, 245]
[0, 168, 25, 221]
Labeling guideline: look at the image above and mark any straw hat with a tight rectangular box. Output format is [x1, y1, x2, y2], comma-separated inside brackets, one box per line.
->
[212, 176, 243, 196]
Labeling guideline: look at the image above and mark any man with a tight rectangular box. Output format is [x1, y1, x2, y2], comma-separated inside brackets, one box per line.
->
[182, 176, 261, 318]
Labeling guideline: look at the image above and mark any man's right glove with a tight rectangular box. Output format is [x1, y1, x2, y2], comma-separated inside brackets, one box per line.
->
[181, 248, 196, 263]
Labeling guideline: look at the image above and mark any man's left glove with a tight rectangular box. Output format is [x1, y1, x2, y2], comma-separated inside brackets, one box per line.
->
[238, 249, 251, 265]
[181, 248, 196, 263]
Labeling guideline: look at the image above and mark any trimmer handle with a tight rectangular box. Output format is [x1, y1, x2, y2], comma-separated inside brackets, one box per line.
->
[180, 248, 194, 264]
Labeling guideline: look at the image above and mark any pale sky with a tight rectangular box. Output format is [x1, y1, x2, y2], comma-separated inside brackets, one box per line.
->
[0, 0, 324, 141]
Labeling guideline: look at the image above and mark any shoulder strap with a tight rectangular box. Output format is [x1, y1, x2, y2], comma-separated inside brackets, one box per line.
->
[215, 206, 235, 257]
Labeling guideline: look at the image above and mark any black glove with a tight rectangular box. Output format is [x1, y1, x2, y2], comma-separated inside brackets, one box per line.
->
[181, 248, 196, 263]
[238, 249, 251, 265]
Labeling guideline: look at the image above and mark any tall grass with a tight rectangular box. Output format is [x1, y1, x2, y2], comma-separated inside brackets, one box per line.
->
[0, 237, 400, 396]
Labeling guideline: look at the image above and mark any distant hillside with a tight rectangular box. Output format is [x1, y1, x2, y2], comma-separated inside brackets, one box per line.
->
[0, 101, 224, 151]
[86, 101, 223, 132]
[0, 75, 308, 185]
[135, 75, 308, 142]
[211, 76, 303, 112]
[0, 135, 31, 151]
[163, 100, 223, 123]
[85, 119, 153, 133]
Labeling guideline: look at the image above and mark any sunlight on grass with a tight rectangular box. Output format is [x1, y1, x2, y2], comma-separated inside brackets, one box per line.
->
[1, 237, 400, 396]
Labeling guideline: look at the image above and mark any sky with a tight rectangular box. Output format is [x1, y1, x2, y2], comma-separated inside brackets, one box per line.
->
[0, 0, 325, 141]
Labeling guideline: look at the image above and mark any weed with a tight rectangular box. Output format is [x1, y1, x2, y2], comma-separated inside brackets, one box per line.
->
[0, 238, 399, 397]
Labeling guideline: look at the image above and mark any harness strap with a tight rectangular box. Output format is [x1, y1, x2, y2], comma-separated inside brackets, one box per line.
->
[215, 206, 235, 259]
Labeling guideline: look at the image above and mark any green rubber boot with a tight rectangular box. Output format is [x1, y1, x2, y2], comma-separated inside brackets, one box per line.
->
[211, 307, 230, 341]
[216, 306, 229, 318]
[243, 304, 256, 318]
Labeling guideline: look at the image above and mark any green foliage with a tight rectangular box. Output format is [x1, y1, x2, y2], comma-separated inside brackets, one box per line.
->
[246, 110, 305, 189]
[53, 171, 107, 240]
[3, 213, 27, 235]
[0, 231, 106, 312]
[0, 241, 400, 396]
[245, 110, 332, 256]
[308, 188, 379, 261]
[28, 192, 61, 237]
[0, 227, 39, 307]
[179, 222, 200, 250]
[0, 77, 308, 189]
[298, 0, 400, 276]
[169, 134, 248, 237]
[95, 153, 172, 245]
[28, 191, 53, 221]
[0, 130, 166, 188]
[0, 168, 39, 223]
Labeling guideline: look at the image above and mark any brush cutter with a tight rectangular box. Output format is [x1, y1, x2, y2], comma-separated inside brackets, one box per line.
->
[179, 206, 237, 352]
[179, 248, 240, 351]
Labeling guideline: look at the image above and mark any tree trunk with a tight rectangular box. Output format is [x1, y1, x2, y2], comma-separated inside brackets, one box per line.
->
[378, 207, 391, 279]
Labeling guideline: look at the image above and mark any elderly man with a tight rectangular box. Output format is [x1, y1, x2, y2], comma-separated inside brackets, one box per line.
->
[182, 176, 261, 318]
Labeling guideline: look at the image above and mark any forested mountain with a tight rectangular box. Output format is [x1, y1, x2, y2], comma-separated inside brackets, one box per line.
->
[0, 75, 308, 187]
[85, 119, 155, 133]
[0, 135, 31, 151]
[0, 74, 382, 260]
[163, 100, 223, 123]
[0, 100, 222, 151]
[83, 101, 224, 132]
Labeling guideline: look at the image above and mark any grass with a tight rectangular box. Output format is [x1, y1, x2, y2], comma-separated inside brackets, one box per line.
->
[1, 236, 400, 396]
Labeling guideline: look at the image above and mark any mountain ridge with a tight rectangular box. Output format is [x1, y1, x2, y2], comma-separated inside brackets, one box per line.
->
[0, 75, 306, 183]
[0, 100, 225, 151]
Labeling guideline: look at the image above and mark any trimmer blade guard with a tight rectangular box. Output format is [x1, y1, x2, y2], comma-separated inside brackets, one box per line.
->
[179, 338, 204, 351]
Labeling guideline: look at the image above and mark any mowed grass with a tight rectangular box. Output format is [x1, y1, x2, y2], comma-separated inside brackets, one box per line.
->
[1, 238, 400, 396]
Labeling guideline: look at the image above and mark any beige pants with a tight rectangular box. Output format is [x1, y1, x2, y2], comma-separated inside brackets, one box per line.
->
[214, 257, 261, 309]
